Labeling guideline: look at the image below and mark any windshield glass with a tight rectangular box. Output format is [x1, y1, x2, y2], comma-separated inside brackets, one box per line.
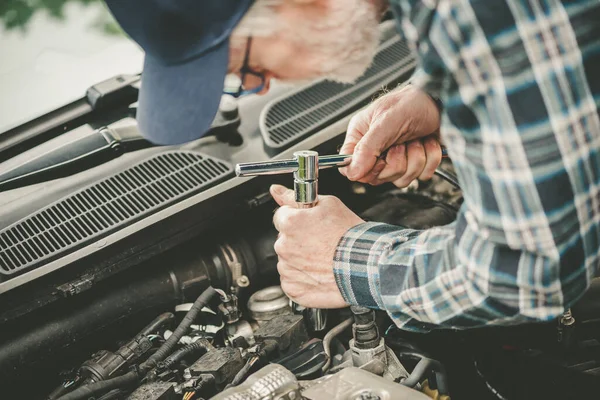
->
[0, 0, 143, 134]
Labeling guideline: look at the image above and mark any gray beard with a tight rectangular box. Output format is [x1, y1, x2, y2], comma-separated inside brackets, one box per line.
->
[287, 0, 381, 83]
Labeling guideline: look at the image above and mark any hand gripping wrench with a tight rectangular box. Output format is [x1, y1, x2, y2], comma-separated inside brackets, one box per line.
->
[235, 151, 352, 331]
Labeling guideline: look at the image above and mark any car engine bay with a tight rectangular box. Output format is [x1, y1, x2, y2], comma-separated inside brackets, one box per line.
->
[1, 21, 600, 400]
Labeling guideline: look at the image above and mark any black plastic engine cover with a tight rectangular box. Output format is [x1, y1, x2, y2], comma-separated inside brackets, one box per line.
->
[361, 191, 458, 229]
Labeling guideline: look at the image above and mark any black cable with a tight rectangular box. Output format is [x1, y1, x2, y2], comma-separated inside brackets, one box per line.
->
[434, 167, 460, 189]
[396, 351, 433, 361]
[223, 341, 278, 390]
[224, 356, 257, 390]
[472, 359, 509, 400]
[57, 371, 139, 400]
[58, 286, 218, 400]
[159, 340, 210, 370]
[96, 388, 124, 400]
[231, 357, 256, 386]
[142, 287, 217, 371]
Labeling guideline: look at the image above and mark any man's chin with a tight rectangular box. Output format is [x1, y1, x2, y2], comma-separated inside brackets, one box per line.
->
[277, 64, 372, 86]
[319, 29, 380, 83]
[322, 54, 375, 84]
[325, 67, 370, 84]
[275, 63, 373, 86]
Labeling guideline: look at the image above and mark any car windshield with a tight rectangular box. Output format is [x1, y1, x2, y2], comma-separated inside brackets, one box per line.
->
[0, 0, 143, 134]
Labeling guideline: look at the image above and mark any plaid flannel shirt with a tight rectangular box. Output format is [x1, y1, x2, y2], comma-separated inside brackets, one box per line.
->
[333, 0, 600, 331]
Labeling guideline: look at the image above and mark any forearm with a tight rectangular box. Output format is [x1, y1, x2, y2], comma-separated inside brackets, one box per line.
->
[333, 212, 583, 331]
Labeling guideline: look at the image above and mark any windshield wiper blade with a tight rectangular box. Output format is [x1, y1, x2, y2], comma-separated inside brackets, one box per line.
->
[0, 125, 153, 192]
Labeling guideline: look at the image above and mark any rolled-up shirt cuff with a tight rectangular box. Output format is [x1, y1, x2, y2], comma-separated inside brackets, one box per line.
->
[333, 222, 412, 309]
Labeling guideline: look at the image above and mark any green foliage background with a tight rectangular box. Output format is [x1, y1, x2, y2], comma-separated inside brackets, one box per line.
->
[0, 0, 123, 35]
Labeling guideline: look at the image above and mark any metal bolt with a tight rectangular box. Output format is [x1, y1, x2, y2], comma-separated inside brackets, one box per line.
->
[560, 308, 575, 326]
[237, 275, 250, 287]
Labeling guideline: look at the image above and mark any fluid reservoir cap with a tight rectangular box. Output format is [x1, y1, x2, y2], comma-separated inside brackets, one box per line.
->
[247, 286, 292, 322]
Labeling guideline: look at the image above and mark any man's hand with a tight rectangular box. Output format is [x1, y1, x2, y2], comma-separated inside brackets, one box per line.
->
[270, 184, 364, 309]
[340, 84, 442, 187]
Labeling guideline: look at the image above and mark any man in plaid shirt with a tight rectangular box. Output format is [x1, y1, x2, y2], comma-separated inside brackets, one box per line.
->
[270, 0, 600, 330]
[107, 0, 600, 330]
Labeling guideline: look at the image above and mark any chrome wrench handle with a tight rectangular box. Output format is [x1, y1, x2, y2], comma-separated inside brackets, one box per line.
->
[235, 150, 330, 330]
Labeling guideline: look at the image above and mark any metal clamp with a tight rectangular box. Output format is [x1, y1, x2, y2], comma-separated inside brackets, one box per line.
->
[236, 151, 351, 331]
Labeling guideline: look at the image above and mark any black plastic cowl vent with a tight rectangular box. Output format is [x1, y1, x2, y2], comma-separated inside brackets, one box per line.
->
[0, 151, 233, 276]
[259, 36, 415, 153]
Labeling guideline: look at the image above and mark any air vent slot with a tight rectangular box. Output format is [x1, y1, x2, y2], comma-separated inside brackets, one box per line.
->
[0, 151, 233, 275]
[260, 36, 415, 153]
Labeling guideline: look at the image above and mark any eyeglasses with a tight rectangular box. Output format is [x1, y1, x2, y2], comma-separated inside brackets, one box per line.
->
[223, 37, 266, 98]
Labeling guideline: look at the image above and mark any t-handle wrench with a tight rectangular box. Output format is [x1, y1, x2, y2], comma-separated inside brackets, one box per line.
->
[236, 151, 351, 331]
[236, 151, 352, 206]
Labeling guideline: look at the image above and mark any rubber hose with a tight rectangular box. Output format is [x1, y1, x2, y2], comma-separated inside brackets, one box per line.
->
[435, 370, 449, 395]
[139, 312, 175, 336]
[322, 317, 354, 372]
[58, 286, 218, 400]
[395, 352, 449, 394]
[401, 358, 433, 388]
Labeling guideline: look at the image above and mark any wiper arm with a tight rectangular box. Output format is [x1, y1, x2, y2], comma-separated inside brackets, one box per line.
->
[0, 74, 141, 164]
[0, 101, 241, 192]
[0, 125, 152, 192]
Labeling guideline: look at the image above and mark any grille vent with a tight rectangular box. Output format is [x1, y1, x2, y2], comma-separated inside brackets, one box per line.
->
[260, 36, 415, 152]
[0, 151, 233, 275]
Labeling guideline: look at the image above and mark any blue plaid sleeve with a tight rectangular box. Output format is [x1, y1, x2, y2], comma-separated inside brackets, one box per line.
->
[334, 0, 600, 331]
